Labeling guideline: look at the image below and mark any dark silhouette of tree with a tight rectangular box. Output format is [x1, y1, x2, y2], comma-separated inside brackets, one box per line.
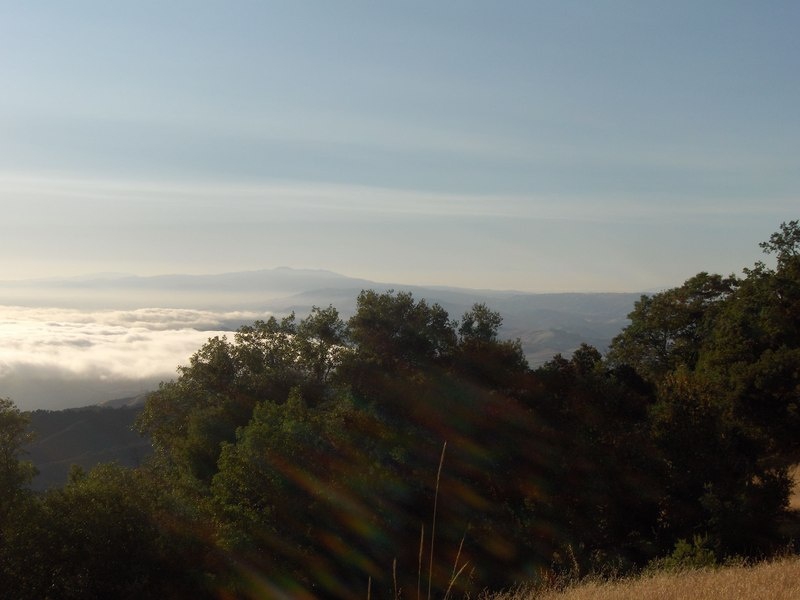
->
[8, 222, 800, 596]
[607, 272, 737, 380]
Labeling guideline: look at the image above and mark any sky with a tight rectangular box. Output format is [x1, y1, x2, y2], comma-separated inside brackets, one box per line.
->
[1, 0, 798, 293]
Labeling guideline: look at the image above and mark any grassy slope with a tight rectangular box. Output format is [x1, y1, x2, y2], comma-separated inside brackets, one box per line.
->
[487, 557, 800, 600]
[789, 464, 800, 510]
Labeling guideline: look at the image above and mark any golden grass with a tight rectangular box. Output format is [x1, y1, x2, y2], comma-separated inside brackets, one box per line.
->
[789, 464, 800, 510]
[487, 557, 800, 600]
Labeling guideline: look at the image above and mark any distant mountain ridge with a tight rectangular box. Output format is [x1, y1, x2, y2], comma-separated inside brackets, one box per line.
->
[0, 266, 642, 365]
[0, 267, 373, 295]
[13, 269, 646, 487]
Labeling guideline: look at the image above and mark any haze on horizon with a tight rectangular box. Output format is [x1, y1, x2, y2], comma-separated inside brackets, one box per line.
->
[0, 1, 797, 293]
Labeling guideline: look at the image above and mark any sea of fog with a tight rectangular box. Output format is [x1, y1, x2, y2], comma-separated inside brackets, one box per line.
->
[0, 305, 270, 410]
[0, 269, 639, 411]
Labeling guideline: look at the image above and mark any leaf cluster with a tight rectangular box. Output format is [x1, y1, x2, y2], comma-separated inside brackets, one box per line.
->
[2, 222, 799, 597]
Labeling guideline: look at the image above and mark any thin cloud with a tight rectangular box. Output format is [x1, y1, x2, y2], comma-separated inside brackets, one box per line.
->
[0, 173, 794, 225]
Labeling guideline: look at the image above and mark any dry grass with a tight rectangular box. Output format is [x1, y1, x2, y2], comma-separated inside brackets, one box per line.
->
[789, 464, 800, 510]
[487, 556, 800, 600]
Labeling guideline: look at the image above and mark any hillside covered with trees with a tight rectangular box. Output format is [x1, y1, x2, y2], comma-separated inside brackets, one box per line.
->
[1, 222, 799, 599]
[24, 405, 150, 491]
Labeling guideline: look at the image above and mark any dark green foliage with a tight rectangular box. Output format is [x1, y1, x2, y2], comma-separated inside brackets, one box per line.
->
[0, 397, 36, 522]
[759, 219, 800, 265]
[459, 302, 504, 343]
[1, 463, 215, 599]
[0, 397, 37, 592]
[648, 371, 789, 556]
[455, 304, 529, 390]
[646, 535, 717, 572]
[699, 251, 800, 459]
[607, 272, 737, 380]
[346, 289, 457, 371]
[530, 345, 662, 571]
[136, 307, 347, 484]
[607, 220, 800, 557]
[4, 223, 800, 597]
[211, 390, 394, 596]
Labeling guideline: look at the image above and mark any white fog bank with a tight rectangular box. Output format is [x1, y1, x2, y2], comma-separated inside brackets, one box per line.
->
[0, 306, 269, 410]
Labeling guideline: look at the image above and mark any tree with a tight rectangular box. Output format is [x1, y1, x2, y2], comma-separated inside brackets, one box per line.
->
[649, 371, 789, 556]
[295, 305, 348, 399]
[0, 397, 37, 593]
[608, 272, 737, 380]
[3, 463, 215, 599]
[531, 348, 662, 569]
[0, 398, 36, 523]
[211, 389, 391, 597]
[346, 290, 457, 371]
[455, 303, 529, 390]
[699, 224, 800, 459]
[459, 303, 503, 343]
[137, 309, 347, 484]
[759, 219, 800, 266]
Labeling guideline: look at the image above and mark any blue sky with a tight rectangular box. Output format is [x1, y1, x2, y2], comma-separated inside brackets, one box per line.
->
[1, 1, 798, 291]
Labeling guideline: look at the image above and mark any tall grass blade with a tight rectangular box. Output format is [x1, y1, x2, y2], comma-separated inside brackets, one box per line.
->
[418, 523, 424, 600]
[450, 532, 466, 583]
[443, 561, 470, 600]
[443, 531, 468, 600]
[428, 441, 447, 600]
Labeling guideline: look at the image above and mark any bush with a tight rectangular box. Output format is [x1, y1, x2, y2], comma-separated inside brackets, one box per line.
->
[646, 535, 717, 572]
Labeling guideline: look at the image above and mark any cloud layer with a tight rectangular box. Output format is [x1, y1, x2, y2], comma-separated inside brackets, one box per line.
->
[0, 306, 268, 410]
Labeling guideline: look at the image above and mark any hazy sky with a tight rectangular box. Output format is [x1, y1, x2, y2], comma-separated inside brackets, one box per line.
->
[1, 1, 798, 292]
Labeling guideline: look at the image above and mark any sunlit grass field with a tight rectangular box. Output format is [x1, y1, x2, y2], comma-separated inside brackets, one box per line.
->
[789, 464, 800, 510]
[485, 556, 800, 600]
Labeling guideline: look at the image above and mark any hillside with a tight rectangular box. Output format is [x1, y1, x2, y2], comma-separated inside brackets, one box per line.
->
[25, 404, 150, 490]
[490, 556, 800, 600]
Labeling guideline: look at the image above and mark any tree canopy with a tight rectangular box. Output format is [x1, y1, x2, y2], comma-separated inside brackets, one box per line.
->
[5, 222, 800, 597]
